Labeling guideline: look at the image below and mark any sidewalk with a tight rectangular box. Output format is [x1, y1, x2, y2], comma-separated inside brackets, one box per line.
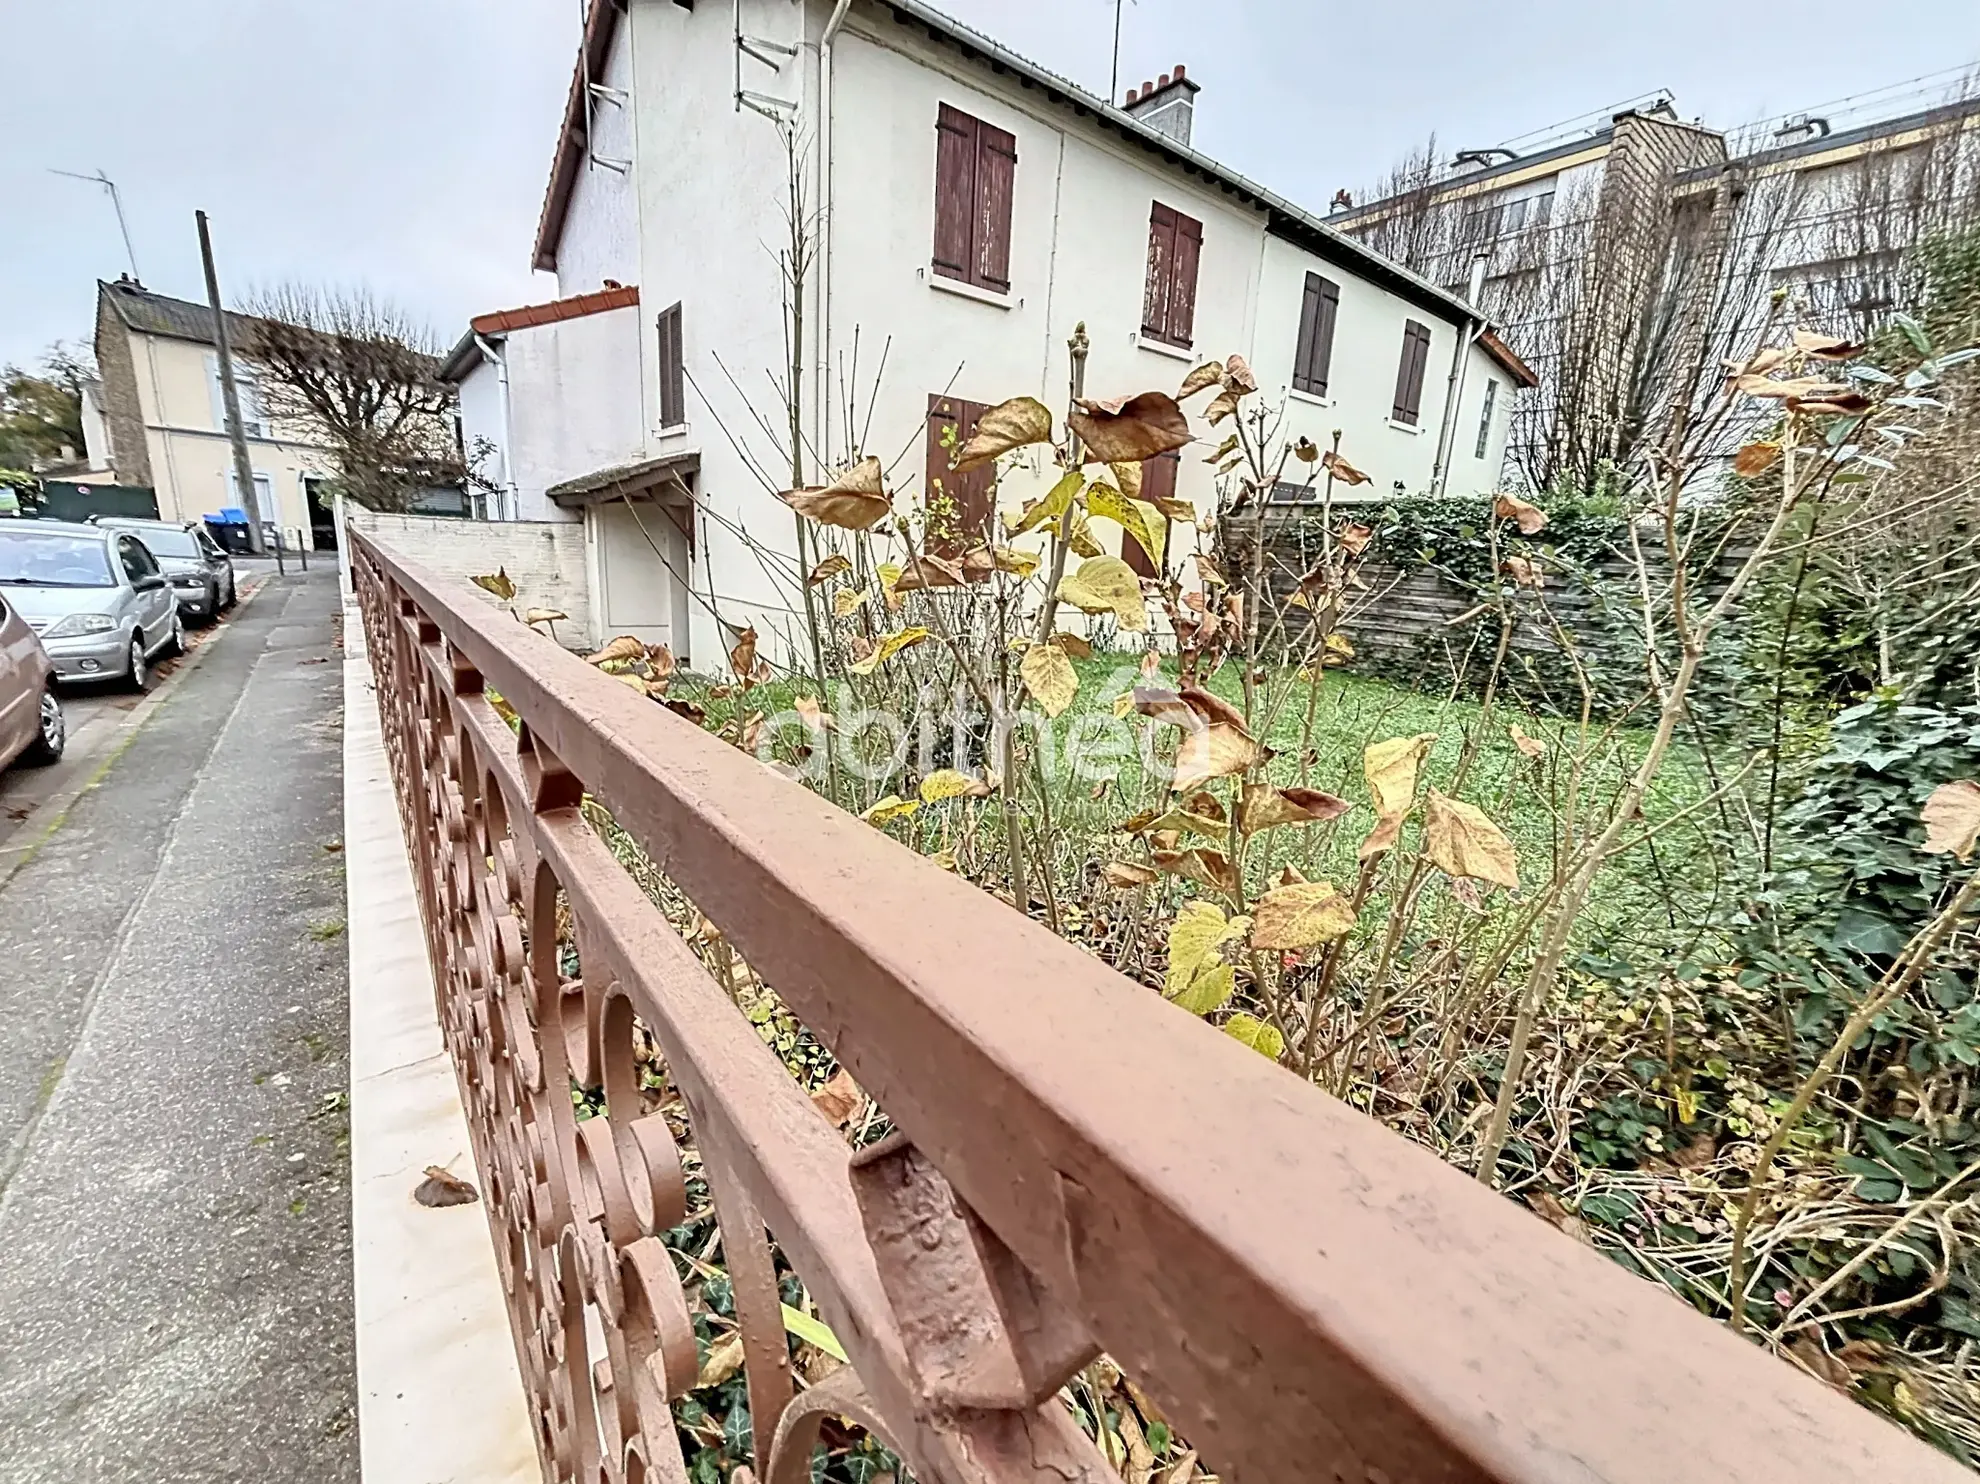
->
[0, 569, 356, 1483]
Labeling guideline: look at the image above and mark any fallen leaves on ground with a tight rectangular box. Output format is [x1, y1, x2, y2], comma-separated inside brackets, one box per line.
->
[414, 1165, 480, 1207]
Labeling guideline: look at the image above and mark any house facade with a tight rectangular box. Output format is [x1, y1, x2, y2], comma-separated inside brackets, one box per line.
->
[88, 277, 339, 544]
[519, 0, 1531, 667]
[1332, 84, 1980, 488]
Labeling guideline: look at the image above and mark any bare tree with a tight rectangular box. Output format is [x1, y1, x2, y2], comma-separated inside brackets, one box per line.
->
[241, 285, 460, 513]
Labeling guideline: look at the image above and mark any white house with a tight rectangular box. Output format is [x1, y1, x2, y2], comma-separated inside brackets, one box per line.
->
[506, 0, 1533, 667]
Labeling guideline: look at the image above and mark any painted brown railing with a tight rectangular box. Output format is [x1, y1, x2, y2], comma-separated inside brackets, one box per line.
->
[351, 529, 1961, 1484]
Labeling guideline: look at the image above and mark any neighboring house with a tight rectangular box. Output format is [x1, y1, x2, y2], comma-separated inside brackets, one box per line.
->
[1331, 84, 1980, 488]
[523, 0, 1533, 668]
[87, 277, 340, 544]
[439, 282, 687, 653]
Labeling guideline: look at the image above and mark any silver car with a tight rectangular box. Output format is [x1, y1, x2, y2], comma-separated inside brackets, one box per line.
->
[0, 522, 183, 690]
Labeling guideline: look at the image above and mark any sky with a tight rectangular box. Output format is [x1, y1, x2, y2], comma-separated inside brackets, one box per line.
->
[2, 0, 1977, 373]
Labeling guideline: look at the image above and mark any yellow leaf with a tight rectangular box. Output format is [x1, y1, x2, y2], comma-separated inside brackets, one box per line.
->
[1422, 788, 1520, 890]
[1922, 779, 1980, 862]
[847, 626, 931, 676]
[1165, 900, 1242, 995]
[1365, 733, 1436, 819]
[470, 568, 517, 601]
[1007, 468, 1083, 537]
[1058, 555, 1147, 632]
[1150, 495, 1195, 522]
[1019, 641, 1080, 718]
[1111, 690, 1137, 719]
[1673, 1085, 1700, 1126]
[1087, 481, 1163, 567]
[1173, 724, 1257, 795]
[918, 769, 982, 804]
[1223, 1012, 1284, 1061]
[992, 546, 1040, 579]
[1238, 784, 1350, 836]
[1250, 880, 1357, 950]
[1064, 509, 1105, 558]
[1176, 361, 1224, 400]
[1203, 433, 1238, 465]
[1109, 460, 1144, 500]
[953, 395, 1054, 470]
[586, 634, 646, 666]
[833, 587, 869, 617]
[780, 1304, 848, 1362]
[783, 456, 892, 530]
[1171, 962, 1235, 1016]
[698, 1332, 745, 1389]
[861, 794, 920, 826]
[808, 554, 852, 585]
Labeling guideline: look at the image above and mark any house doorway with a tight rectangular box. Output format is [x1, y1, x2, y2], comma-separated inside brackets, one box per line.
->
[304, 477, 338, 551]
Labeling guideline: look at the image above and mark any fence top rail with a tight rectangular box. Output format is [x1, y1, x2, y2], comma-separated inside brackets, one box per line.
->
[352, 528, 1958, 1484]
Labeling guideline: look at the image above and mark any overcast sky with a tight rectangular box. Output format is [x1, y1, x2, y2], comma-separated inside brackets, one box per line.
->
[2, 0, 1975, 372]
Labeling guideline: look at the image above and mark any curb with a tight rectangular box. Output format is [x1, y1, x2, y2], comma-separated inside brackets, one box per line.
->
[0, 574, 282, 897]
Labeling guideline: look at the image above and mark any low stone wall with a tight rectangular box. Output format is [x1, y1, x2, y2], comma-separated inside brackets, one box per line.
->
[344, 509, 592, 649]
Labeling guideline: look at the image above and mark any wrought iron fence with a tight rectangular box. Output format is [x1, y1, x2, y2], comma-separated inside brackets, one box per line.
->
[350, 529, 1960, 1484]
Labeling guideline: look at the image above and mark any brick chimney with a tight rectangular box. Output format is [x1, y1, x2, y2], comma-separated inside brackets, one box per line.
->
[1123, 64, 1200, 148]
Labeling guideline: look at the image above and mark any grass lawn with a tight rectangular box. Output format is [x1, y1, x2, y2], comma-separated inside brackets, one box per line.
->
[666, 650, 1715, 950]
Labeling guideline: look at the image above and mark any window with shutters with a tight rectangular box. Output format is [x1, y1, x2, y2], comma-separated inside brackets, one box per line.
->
[1391, 319, 1432, 426]
[1141, 202, 1203, 348]
[925, 394, 995, 552]
[656, 302, 685, 429]
[1120, 451, 1179, 577]
[1475, 379, 1499, 459]
[1292, 273, 1340, 398]
[932, 104, 1016, 294]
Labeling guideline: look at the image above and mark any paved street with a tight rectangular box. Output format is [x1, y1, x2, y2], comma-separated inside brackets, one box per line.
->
[0, 568, 357, 1483]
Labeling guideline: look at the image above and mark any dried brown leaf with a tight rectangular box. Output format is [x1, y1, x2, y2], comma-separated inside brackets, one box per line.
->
[953, 395, 1054, 470]
[1733, 441, 1782, 477]
[1423, 787, 1520, 890]
[1922, 779, 1980, 862]
[414, 1165, 480, 1208]
[810, 1069, 863, 1127]
[783, 456, 892, 529]
[1493, 492, 1548, 535]
[1320, 449, 1370, 486]
[1069, 390, 1192, 463]
[1250, 879, 1356, 950]
[1176, 361, 1225, 400]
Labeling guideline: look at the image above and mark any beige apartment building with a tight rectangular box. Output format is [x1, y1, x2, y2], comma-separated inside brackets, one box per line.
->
[86, 277, 337, 544]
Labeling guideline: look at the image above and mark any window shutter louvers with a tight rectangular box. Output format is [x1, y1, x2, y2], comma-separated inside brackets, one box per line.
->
[1142, 203, 1177, 340]
[657, 302, 685, 428]
[1168, 212, 1202, 348]
[1294, 273, 1340, 397]
[974, 122, 1016, 293]
[925, 394, 995, 551]
[1393, 320, 1430, 425]
[933, 105, 978, 283]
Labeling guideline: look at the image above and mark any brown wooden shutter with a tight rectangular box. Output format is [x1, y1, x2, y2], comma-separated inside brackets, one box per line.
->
[933, 105, 978, 283]
[1392, 319, 1431, 424]
[1142, 203, 1177, 341]
[1167, 211, 1202, 347]
[974, 122, 1016, 293]
[1293, 273, 1339, 397]
[1121, 451, 1178, 576]
[657, 302, 684, 427]
[925, 394, 995, 552]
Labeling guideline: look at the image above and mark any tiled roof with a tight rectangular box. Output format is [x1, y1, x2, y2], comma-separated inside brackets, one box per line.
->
[99, 278, 264, 347]
[470, 284, 640, 335]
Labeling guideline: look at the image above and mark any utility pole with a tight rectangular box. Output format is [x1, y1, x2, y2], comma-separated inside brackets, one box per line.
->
[196, 210, 266, 555]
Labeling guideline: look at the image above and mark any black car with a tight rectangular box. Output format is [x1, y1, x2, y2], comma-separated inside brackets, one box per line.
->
[96, 518, 237, 624]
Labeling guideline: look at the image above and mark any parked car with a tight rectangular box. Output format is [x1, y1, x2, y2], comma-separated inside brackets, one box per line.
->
[0, 522, 183, 691]
[97, 517, 236, 623]
[0, 592, 64, 769]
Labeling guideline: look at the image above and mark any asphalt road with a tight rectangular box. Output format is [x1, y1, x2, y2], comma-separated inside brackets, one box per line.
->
[0, 567, 357, 1483]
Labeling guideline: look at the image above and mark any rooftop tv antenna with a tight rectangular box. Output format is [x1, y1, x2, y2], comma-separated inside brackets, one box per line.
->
[49, 168, 140, 281]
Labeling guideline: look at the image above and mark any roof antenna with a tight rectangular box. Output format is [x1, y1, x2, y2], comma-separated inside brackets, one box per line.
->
[50, 168, 141, 282]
